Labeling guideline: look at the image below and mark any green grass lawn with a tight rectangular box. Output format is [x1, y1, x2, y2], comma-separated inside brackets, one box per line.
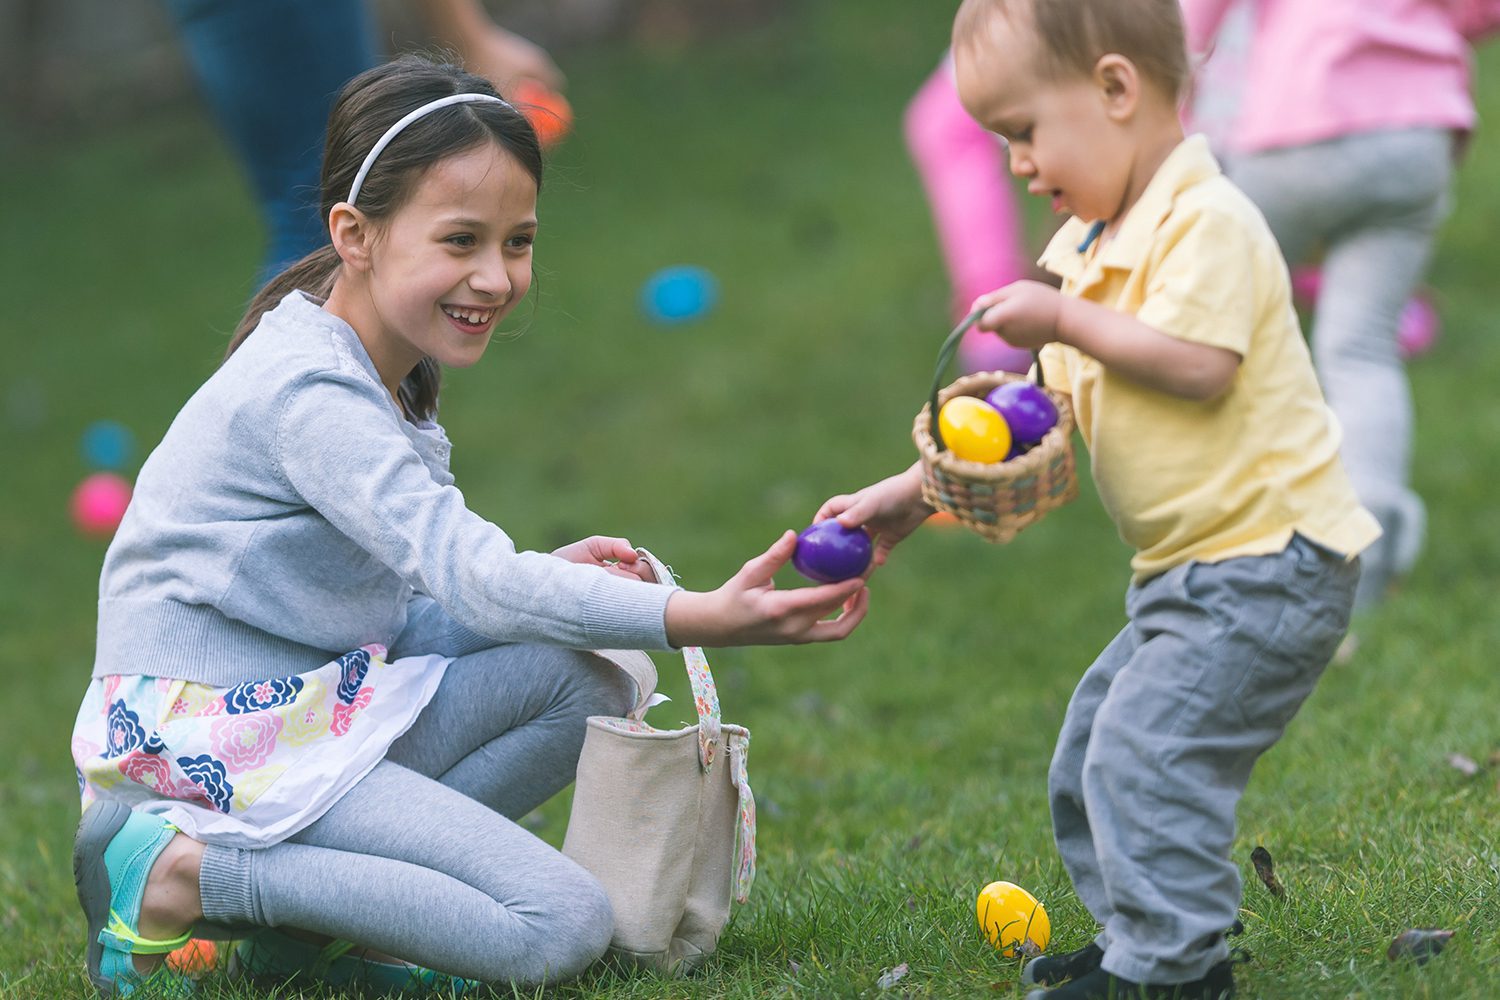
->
[3, 3, 1499, 996]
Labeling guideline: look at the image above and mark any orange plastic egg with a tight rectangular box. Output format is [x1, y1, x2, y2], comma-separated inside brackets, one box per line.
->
[513, 80, 573, 149]
[165, 938, 219, 975]
[938, 396, 1012, 463]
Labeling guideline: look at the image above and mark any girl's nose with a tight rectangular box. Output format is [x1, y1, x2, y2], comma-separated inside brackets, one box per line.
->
[469, 249, 513, 301]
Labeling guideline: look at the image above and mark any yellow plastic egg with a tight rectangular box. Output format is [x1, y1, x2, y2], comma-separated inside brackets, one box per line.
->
[938, 396, 1012, 463]
[976, 881, 1050, 958]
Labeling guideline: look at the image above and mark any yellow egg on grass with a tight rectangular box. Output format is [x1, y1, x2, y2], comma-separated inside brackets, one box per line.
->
[938, 396, 1012, 463]
[976, 881, 1050, 958]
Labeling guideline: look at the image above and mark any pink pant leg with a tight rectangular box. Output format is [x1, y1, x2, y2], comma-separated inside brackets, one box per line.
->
[905, 59, 1031, 373]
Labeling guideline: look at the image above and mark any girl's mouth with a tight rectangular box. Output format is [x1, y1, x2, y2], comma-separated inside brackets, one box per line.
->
[441, 305, 497, 335]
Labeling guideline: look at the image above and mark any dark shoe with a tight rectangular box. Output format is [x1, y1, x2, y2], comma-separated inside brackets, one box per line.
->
[1023, 959, 1235, 1000]
[1022, 942, 1105, 986]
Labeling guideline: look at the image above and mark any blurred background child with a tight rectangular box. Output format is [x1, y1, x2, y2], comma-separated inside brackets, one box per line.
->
[1181, 0, 1500, 611]
[904, 52, 1033, 375]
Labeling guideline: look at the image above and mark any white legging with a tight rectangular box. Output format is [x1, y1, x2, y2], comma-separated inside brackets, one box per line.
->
[1228, 126, 1453, 608]
[195, 643, 634, 984]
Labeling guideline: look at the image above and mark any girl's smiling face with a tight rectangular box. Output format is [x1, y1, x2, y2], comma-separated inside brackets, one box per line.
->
[328, 141, 538, 399]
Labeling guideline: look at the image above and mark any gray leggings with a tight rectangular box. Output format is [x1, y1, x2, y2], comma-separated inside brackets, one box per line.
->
[1228, 127, 1453, 608]
[194, 643, 635, 984]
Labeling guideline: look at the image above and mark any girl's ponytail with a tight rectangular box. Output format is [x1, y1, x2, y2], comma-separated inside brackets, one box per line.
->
[225, 245, 341, 360]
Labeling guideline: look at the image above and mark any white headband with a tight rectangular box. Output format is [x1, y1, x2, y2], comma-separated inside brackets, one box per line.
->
[347, 93, 509, 206]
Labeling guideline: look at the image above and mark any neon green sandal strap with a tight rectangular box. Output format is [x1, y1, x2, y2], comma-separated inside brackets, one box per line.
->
[98, 909, 194, 955]
[311, 939, 357, 977]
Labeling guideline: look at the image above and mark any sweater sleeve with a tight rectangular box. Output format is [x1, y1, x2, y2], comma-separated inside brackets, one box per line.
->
[390, 593, 498, 658]
[274, 372, 673, 651]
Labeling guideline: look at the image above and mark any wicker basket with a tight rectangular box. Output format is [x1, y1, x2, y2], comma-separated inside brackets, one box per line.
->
[911, 310, 1079, 543]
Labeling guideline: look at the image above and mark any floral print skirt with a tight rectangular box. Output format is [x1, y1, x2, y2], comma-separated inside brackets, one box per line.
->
[71, 644, 449, 847]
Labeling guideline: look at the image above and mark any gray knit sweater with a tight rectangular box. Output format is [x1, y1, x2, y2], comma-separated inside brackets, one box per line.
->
[94, 291, 673, 686]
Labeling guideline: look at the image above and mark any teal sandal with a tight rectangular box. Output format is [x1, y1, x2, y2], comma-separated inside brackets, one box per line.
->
[232, 927, 480, 997]
[73, 801, 195, 997]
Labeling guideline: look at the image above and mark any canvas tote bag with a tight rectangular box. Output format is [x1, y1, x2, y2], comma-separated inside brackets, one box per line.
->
[563, 548, 756, 975]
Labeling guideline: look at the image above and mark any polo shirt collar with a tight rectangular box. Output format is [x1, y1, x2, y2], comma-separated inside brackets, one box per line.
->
[1039, 133, 1220, 284]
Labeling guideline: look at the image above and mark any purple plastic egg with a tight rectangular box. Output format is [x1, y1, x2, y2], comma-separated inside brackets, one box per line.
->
[984, 382, 1059, 447]
[793, 521, 873, 583]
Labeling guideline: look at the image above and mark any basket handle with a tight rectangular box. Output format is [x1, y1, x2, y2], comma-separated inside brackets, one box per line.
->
[927, 308, 1045, 453]
[634, 547, 724, 772]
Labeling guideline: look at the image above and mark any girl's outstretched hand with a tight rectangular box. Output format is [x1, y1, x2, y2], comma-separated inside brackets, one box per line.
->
[552, 536, 656, 581]
[816, 463, 931, 568]
[664, 531, 869, 648]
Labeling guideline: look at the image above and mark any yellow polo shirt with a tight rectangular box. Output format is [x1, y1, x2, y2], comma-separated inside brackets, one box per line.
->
[1037, 135, 1380, 581]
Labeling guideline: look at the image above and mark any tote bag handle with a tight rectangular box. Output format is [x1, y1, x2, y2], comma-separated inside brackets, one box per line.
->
[635, 547, 723, 772]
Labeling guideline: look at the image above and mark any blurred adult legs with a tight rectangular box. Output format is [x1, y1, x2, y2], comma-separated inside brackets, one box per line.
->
[163, 0, 380, 284]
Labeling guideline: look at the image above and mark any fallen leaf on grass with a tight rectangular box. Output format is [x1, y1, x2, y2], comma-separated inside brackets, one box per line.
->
[1250, 846, 1285, 898]
[1446, 753, 1480, 777]
[877, 963, 910, 989]
[1387, 928, 1455, 964]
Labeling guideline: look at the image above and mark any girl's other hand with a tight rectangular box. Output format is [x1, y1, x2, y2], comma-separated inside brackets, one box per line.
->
[552, 536, 656, 581]
[663, 531, 869, 648]
[816, 464, 931, 567]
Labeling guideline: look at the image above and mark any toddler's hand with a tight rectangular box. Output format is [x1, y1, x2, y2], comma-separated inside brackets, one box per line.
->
[971, 280, 1063, 350]
[664, 531, 869, 647]
[552, 536, 655, 581]
[816, 464, 931, 568]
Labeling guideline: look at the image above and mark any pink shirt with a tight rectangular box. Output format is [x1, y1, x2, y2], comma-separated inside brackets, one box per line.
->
[1181, 0, 1499, 153]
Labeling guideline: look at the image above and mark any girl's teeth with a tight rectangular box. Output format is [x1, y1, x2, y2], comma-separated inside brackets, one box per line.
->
[445, 307, 493, 324]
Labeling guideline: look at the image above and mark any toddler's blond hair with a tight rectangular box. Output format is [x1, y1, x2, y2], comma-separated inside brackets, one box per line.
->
[955, 0, 1190, 102]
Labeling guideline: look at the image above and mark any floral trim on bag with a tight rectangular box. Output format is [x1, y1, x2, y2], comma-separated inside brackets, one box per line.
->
[728, 731, 756, 903]
[683, 645, 721, 769]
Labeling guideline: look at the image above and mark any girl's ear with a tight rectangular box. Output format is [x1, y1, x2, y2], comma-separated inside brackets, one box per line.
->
[328, 202, 374, 272]
[1094, 53, 1139, 122]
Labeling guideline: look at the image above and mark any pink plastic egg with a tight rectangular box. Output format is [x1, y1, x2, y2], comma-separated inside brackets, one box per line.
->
[70, 472, 132, 537]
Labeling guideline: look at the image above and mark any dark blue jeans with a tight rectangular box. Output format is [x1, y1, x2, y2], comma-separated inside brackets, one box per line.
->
[164, 0, 380, 285]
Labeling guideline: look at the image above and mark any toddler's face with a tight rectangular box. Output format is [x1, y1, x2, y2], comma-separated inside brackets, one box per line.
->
[954, 14, 1133, 225]
[361, 142, 538, 377]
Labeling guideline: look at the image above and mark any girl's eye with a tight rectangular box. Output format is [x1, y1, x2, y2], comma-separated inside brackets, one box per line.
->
[446, 234, 477, 248]
[506, 234, 535, 250]
[1011, 127, 1033, 144]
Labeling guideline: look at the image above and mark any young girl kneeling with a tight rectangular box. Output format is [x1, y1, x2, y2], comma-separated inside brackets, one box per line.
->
[70, 55, 867, 997]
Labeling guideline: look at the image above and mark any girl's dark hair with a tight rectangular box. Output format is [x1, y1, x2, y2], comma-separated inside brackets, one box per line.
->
[228, 55, 544, 420]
